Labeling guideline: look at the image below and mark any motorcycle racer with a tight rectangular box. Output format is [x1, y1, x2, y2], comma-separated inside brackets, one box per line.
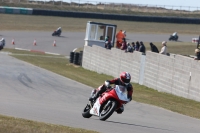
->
[89, 72, 133, 114]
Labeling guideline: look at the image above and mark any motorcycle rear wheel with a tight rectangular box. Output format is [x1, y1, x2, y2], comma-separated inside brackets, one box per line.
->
[82, 104, 92, 118]
[99, 100, 117, 121]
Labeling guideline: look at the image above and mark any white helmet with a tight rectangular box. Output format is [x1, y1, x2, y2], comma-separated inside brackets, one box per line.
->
[1, 38, 5, 41]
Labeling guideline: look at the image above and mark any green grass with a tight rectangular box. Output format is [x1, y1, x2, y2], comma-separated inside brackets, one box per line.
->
[2, 48, 200, 120]
[0, 114, 98, 133]
[1, 13, 200, 35]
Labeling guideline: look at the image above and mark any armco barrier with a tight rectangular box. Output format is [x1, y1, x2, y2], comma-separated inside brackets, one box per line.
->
[82, 45, 200, 102]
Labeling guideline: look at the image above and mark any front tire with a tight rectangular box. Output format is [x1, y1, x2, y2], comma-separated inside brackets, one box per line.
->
[99, 100, 117, 121]
[82, 104, 92, 118]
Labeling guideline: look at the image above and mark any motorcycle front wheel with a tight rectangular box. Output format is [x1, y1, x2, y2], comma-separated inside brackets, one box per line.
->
[99, 100, 117, 121]
[82, 104, 92, 118]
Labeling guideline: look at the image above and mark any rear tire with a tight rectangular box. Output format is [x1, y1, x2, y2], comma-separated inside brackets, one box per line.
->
[99, 100, 117, 121]
[82, 104, 92, 118]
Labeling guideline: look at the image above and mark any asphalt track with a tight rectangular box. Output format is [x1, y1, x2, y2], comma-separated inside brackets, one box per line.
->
[0, 31, 200, 133]
[1, 53, 200, 133]
[1, 31, 197, 55]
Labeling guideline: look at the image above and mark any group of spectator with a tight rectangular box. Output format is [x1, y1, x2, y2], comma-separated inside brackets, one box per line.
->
[105, 29, 169, 56]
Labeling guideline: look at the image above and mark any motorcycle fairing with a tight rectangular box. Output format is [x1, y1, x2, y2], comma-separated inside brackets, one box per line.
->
[90, 97, 101, 116]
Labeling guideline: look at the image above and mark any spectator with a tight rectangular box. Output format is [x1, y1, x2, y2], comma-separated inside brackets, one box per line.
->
[0, 38, 5, 51]
[135, 41, 140, 51]
[131, 42, 136, 51]
[126, 42, 133, 53]
[160, 41, 168, 55]
[116, 30, 125, 49]
[139, 41, 146, 54]
[194, 49, 200, 60]
[120, 38, 127, 50]
[149, 42, 159, 53]
[105, 41, 112, 50]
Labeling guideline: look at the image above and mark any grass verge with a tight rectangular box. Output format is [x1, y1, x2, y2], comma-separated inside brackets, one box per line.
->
[0, 114, 98, 133]
[1, 13, 200, 35]
[2, 48, 200, 120]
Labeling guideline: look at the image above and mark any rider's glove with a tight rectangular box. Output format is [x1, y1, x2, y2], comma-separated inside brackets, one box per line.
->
[105, 81, 110, 87]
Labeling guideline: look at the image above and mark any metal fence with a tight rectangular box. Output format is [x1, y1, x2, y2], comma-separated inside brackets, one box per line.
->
[1, 0, 200, 14]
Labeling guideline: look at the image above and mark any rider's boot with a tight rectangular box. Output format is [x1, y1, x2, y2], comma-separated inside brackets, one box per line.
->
[89, 90, 101, 101]
[116, 105, 124, 114]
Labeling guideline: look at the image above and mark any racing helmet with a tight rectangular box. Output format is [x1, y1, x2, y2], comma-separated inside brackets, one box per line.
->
[120, 72, 131, 85]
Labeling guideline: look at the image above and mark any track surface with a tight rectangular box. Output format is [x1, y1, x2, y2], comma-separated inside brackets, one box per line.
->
[0, 31, 200, 133]
[1, 31, 196, 55]
[0, 53, 200, 133]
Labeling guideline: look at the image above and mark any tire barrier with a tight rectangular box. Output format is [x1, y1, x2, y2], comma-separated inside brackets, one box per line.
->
[0, 6, 33, 15]
[1, 6, 200, 24]
[78, 51, 83, 66]
[69, 51, 74, 63]
[73, 52, 80, 65]
[32, 9, 200, 24]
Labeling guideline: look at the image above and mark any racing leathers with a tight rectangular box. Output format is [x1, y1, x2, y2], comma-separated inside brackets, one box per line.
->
[89, 78, 133, 114]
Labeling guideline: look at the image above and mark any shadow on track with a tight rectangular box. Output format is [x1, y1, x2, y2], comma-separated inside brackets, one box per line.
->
[103, 120, 176, 132]
[52, 36, 67, 38]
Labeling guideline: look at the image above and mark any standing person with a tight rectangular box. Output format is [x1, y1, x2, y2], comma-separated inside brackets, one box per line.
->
[89, 72, 133, 114]
[149, 42, 159, 53]
[120, 38, 127, 50]
[0, 38, 5, 51]
[194, 49, 200, 60]
[131, 42, 136, 51]
[116, 30, 125, 49]
[126, 42, 133, 53]
[135, 41, 140, 51]
[139, 41, 146, 54]
[160, 41, 168, 55]
[105, 41, 112, 50]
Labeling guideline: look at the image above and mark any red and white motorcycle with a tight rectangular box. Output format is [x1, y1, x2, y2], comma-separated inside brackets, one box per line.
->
[82, 85, 130, 121]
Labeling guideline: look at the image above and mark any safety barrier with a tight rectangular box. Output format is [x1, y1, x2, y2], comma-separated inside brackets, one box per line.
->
[69, 51, 83, 65]
[32, 9, 200, 24]
[0, 6, 33, 15]
[82, 45, 200, 102]
[1, 6, 200, 24]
